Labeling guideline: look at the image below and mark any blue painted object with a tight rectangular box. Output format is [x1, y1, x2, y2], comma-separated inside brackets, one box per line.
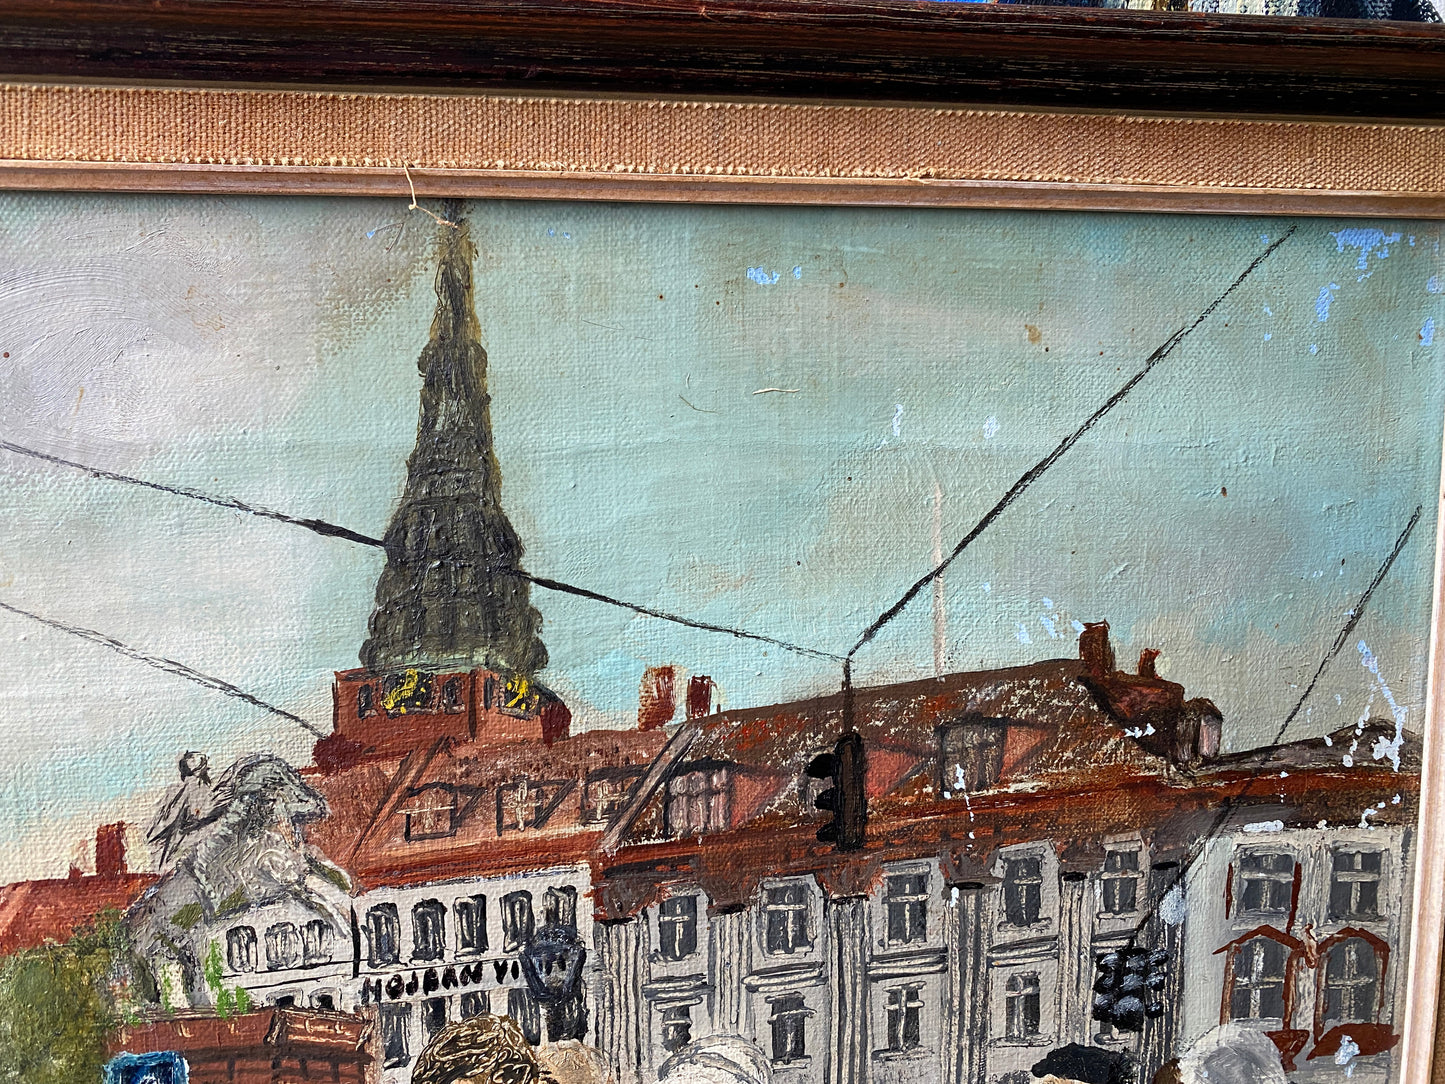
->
[102, 1050, 189, 1084]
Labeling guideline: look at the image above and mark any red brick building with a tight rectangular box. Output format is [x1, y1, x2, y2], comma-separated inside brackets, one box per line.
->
[109, 1008, 379, 1084]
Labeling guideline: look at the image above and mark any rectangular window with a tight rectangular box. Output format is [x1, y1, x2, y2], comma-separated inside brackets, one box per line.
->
[764, 884, 812, 955]
[441, 676, 464, 713]
[1330, 850, 1382, 920]
[456, 895, 488, 954]
[659, 895, 699, 961]
[662, 1005, 693, 1054]
[460, 990, 491, 1019]
[496, 779, 570, 833]
[509, 986, 542, 1045]
[885, 873, 929, 945]
[502, 891, 535, 952]
[356, 682, 375, 718]
[1101, 849, 1140, 914]
[380, 1002, 412, 1068]
[498, 780, 544, 833]
[413, 900, 446, 961]
[301, 919, 333, 965]
[422, 996, 449, 1042]
[366, 904, 401, 967]
[545, 886, 578, 929]
[1002, 856, 1043, 927]
[938, 720, 1006, 794]
[885, 986, 924, 1052]
[226, 926, 257, 973]
[769, 995, 809, 1064]
[1239, 851, 1295, 915]
[582, 770, 642, 824]
[1005, 973, 1041, 1040]
[405, 790, 457, 841]
[665, 765, 731, 837]
[265, 922, 302, 970]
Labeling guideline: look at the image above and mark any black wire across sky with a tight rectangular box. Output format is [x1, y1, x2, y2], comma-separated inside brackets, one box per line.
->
[0, 220, 1379, 799]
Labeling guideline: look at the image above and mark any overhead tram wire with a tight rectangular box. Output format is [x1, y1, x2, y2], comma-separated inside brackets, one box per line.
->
[0, 596, 326, 737]
[845, 226, 1299, 679]
[0, 438, 843, 666]
[1125, 502, 1423, 945]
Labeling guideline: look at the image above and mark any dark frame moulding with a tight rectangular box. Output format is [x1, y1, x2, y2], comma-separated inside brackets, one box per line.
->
[1, 0, 1445, 119]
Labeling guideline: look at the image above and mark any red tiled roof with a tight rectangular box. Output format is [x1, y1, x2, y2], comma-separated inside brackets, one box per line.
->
[0, 870, 155, 955]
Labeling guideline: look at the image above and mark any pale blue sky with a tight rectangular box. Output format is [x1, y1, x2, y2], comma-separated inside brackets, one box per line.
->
[0, 195, 1440, 879]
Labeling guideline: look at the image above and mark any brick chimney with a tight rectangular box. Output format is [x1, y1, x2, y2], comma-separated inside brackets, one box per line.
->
[638, 666, 677, 731]
[1078, 621, 1116, 677]
[94, 822, 128, 878]
[686, 675, 715, 720]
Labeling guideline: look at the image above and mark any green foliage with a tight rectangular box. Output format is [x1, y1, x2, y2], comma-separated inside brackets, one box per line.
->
[0, 912, 129, 1084]
[203, 940, 252, 1020]
[308, 856, 351, 894]
[168, 903, 202, 930]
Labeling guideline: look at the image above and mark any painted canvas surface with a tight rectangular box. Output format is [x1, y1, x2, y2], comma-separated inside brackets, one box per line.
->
[0, 195, 1440, 1084]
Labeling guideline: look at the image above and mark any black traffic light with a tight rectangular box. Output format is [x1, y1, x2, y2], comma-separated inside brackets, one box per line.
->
[1092, 947, 1167, 1032]
[806, 730, 867, 851]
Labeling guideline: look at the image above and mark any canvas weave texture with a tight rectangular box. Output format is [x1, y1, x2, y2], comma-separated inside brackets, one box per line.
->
[2, 82, 1444, 192]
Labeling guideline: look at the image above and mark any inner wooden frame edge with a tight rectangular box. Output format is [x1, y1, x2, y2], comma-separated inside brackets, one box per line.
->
[2, 163, 1444, 217]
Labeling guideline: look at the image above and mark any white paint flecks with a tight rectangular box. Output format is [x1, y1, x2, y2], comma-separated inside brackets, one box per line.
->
[1243, 820, 1284, 833]
[982, 415, 999, 440]
[1358, 640, 1405, 771]
[1336, 1034, 1360, 1078]
[1159, 883, 1187, 926]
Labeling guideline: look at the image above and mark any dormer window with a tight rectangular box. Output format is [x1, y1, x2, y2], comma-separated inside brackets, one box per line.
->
[938, 718, 1006, 795]
[582, 767, 644, 824]
[404, 786, 457, 841]
[665, 761, 731, 837]
[496, 778, 572, 834]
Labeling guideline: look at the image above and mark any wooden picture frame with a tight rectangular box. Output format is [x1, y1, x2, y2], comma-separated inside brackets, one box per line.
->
[1, 5, 1443, 1083]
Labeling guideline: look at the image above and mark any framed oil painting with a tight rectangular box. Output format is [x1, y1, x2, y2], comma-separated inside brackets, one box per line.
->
[0, 73, 1443, 1084]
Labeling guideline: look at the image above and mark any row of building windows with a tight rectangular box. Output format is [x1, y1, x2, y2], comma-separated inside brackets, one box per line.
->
[404, 772, 647, 840]
[656, 876, 934, 964]
[362, 887, 577, 968]
[226, 920, 332, 973]
[1227, 933, 1383, 1029]
[1236, 848, 1383, 921]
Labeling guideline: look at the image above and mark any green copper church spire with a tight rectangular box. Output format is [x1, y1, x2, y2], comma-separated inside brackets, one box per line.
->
[360, 210, 548, 676]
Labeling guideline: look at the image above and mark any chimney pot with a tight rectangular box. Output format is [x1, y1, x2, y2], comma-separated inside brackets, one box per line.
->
[686, 675, 715, 720]
[94, 821, 128, 878]
[1078, 621, 1115, 676]
[638, 666, 678, 731]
